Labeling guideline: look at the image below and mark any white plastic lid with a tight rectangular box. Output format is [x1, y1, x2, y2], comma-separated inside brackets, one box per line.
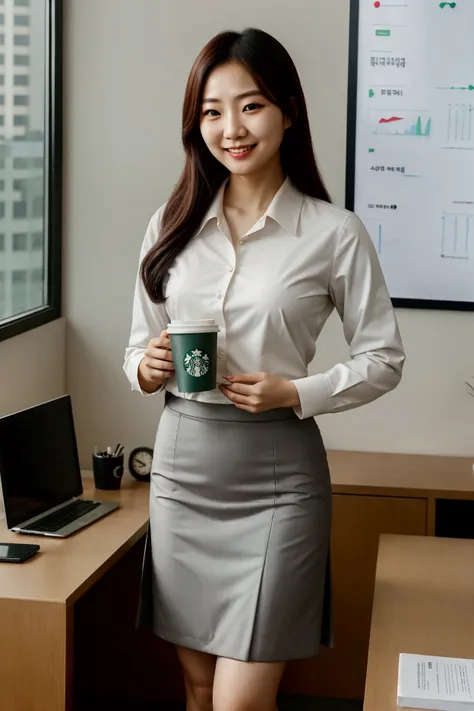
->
[167, 319, 220, 334]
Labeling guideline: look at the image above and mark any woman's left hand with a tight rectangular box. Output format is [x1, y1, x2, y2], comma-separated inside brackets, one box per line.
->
[219, 373, 300, 413]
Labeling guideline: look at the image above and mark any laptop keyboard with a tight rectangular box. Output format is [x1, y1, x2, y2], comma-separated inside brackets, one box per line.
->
[27, 499, 102, 533]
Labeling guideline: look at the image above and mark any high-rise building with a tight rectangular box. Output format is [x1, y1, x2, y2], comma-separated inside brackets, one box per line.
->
[0, 0, 46, 322]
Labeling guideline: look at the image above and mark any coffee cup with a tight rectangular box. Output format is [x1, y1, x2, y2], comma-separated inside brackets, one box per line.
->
[166, 319, 220, 393]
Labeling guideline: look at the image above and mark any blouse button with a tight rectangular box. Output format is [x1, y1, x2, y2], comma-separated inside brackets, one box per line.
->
[239, 239, 245, 245]
[216, 292, 223, 299]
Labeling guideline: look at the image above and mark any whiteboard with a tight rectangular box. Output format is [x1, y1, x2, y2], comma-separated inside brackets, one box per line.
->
[346, 0, 474, 310]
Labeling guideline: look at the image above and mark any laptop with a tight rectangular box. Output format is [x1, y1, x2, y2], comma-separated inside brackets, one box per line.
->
[0, 395, 119, 537]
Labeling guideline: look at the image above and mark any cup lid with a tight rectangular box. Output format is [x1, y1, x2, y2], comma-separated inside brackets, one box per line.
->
[167, 319, 220, 334]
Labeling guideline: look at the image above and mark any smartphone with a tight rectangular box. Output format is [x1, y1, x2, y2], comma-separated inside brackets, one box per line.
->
[0, 542, 40, 563]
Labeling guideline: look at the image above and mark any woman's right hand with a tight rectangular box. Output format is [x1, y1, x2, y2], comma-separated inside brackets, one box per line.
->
[138, 330, 174, 394]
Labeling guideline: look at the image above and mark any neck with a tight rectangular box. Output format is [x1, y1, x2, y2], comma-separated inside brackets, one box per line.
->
[224, 159, 286, 213]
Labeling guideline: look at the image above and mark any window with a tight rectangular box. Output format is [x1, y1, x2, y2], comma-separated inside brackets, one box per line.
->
[0, 75, 4, 85]
[0, 0, 60, 339]
[30, 268, 43, 309]
[0, 116, 4, 126]
[13, 233, 27, 251]
[0, 55, 4, 66]
[0, 234, 4, 251]
[14, 74, 29, 86]
[11, 270, 27, 315]
[0, 202, 4, 218]
[14, 34, 29, 46]
[32, 232, 43, 250]
[14, 14, 29, 27]
[0, 180, 4, 191]
[14, 157, 43, 169]
[0, 95, 4, 105]
[14, 54, 29, 66]
[13, 201, 27, 218]
[0, 34, 4, 44]
[0, 15, 4, 25]
[32, 196, 43, 218]
[0, 272, 4, 319]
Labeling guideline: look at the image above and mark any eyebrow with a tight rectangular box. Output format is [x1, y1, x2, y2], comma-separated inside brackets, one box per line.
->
[202, 91, 264, 104]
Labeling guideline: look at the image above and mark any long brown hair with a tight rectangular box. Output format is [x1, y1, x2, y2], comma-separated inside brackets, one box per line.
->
[141, 28, 331, 303]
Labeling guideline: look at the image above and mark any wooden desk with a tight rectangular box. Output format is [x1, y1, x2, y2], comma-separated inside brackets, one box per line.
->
[0, 478, 150, 711]
[1, 452, 474, 707]
[364, 534, 474, 711]
[329, 450, 474, 500]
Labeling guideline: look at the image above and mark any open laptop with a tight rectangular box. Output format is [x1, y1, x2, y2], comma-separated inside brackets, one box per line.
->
[0, 395, 119, 537]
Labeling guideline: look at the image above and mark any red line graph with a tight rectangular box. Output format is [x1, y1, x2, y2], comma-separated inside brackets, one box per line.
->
[379, 116, 404, 124]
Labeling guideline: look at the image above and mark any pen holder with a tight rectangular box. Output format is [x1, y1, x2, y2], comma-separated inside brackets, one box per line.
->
[92, 452, 124, 490]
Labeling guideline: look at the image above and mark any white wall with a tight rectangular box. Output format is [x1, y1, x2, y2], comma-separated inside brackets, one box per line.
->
[0, 317, 66, 514]
[63, 0, 473, 467]
[0, 317, 66, 418]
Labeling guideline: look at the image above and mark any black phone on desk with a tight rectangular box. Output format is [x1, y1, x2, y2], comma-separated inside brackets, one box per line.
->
[0, 542, 40, 563]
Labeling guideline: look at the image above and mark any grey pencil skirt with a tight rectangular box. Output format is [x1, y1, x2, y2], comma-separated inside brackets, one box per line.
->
[136, 393, 333, 663]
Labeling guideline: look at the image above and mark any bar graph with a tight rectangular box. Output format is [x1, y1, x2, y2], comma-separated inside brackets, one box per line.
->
[447, 104, 473, 143]
[365, 219, 384, 253]
[441, 213, 471, 259]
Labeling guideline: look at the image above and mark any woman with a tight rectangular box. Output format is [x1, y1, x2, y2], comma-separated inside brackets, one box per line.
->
[124, 27, 405, 711]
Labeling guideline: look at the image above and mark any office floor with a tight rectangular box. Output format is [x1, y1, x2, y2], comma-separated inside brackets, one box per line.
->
[77, 695, 363, 711]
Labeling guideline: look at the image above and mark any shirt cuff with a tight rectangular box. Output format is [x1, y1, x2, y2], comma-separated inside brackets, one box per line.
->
[291, 373, 333, 419]
[125, 353, 164, 397]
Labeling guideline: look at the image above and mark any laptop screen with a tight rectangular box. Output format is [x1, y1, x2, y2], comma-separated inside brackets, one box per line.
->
[0, 395, 83, 528]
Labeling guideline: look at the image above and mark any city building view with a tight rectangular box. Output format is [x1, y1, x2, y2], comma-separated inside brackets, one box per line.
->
[0, 0, 45, 323]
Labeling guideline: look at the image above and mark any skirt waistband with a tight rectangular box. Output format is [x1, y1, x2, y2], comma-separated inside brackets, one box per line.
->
[165, 393, 298, 423]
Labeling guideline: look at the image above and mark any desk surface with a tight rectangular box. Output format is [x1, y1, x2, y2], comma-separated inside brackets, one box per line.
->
[327, 450, 474, 498]
[0, 478, 149, 605]
[363, 533, 474, 711]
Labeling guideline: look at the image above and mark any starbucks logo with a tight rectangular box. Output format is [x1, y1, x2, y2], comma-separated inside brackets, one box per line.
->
[184, 349, 210, 378]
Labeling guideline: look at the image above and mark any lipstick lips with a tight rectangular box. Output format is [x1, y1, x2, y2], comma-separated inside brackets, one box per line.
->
[224, 144, 257, 159]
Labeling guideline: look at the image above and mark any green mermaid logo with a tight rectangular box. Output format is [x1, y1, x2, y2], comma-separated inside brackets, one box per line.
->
[184, 349, 210, 378]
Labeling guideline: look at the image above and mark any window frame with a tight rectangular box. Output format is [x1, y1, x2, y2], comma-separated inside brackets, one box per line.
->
[0, 0, 62, 343]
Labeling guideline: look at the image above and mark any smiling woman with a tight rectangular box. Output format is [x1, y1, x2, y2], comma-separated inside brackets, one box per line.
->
[124, 25, 405, 711]
[139, 27, 331, 304]
[200, 68, 289, 174]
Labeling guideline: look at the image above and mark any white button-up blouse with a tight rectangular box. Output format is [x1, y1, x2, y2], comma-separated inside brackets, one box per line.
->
[123, 178, 405, 419]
